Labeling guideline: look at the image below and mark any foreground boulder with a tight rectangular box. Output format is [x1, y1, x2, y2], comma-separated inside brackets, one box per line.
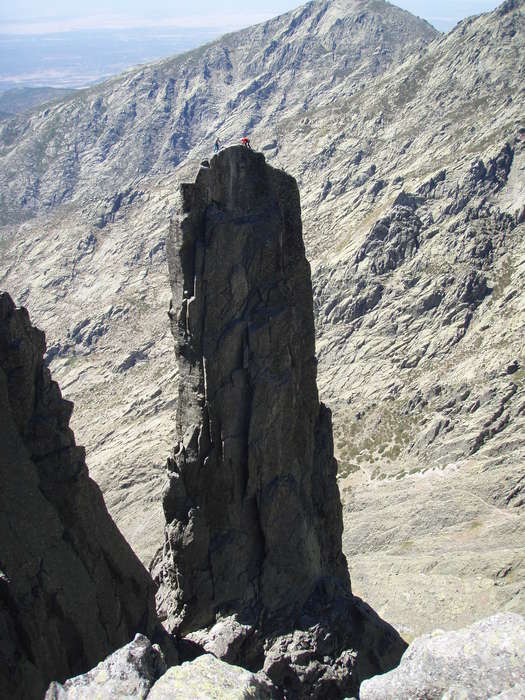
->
[48, 645, 276, 700]
[148, 654, 276, 699]
[0, 293, 169, 700]
[46, 635, 166, 700]
[152, 146, 406, 697]
[360, 612, 525, 700]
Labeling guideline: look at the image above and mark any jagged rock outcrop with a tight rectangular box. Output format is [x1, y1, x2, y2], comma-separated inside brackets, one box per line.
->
[359, 613, 525, 700]
[156, 145, 348, 627]
[0, 293, 171, 700]
[152, 147, 406, 698]
[46, 634, 167, 700]
[47, 643, 277, 700]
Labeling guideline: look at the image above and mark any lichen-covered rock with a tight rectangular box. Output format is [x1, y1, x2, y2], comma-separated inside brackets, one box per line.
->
[0, 293, 170, 700]
[153, 147, 406, 698]
[45, 634, 166, 700]
[147, 654, 276, 700]
[490, 683, 525, 700]
[359, 613, 525, 700]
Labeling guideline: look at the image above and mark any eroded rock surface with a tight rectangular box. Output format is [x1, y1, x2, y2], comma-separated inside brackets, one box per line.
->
[148, 654, 276, 700]
[152, 147, 406, 698]
[0, 293, 168, 700]
[359, 613, 525, 700]
[46, 634, 166, 700]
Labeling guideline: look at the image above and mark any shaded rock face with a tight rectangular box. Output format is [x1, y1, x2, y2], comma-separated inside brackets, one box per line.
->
[0, 293, 165, 700]
[153, 147, 406, 697]
[359, 613, 525, 700]
[156, 145, 348, 628]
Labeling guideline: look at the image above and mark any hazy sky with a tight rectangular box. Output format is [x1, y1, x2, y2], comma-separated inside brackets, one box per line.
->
[0, 0, 503, 33]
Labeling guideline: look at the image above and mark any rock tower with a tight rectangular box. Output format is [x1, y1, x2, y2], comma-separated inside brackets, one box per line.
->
[154, 147, 406, 697]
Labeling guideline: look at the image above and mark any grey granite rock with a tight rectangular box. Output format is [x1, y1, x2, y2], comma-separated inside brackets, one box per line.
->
[152, 147, 406, 698]
[360, 613, 525, 700]
[156, 145, 349, 630]
[0, 294, 172, 700]
[45, 634, 166, 700]
[490, 682, 525, 699]
[147, 654, 276, 700]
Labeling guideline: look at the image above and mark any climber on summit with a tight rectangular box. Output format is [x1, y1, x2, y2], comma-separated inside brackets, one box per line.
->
[214, 137, 221, 153]
[241, 136, 252, 149]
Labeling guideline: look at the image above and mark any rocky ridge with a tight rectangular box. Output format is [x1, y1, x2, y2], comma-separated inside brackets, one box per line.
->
[44, 611, 525, 700]
[0, 293, 169, 699]
[0, 87, 77, 121]
[0, 0, 437, 225]
[47, 638, 277, 700]
[0, 0, 524, 638]
[152, 146, 406, 698]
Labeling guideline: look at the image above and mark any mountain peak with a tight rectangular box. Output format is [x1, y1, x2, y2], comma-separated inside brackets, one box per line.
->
[497, 0, 524, 15]
[0, 0, 438, 225]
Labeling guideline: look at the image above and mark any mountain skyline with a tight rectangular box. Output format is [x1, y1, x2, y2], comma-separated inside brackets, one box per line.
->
[0, 0, 504, 92]
[1, 0, 503, 33]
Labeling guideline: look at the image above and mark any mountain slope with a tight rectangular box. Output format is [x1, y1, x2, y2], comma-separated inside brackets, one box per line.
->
[298, 0, 525, 637]
[0, 87, 77, 120]
[0, 0, 524, 639]
[0, 0, 436, 225]
[0, 0, 438, 565]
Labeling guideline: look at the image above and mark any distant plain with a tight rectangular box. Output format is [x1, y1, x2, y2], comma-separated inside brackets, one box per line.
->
[0, 27, 224, 90]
